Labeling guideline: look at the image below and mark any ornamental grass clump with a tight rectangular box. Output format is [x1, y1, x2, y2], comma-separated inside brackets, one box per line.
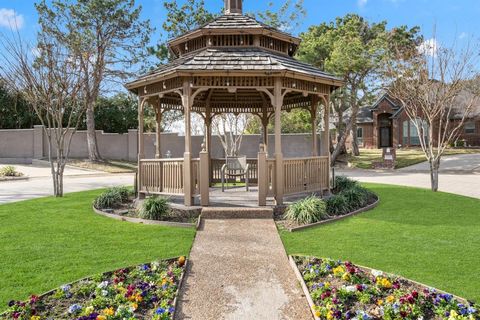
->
[334, 176, 358, 193]
[0, 165, 22, 177]
[111, 186, 131, 203]
[325, 194, 350, 216]
[140, 196, 170, 220]
[284, 196, 329, 224]
[93, 188, 124, 209]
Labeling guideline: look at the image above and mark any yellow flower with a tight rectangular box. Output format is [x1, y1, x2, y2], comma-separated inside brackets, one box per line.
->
[324, 282, 331, 289]
[333, 266, 345, 277]
[449, 310, 458, 320]
[85, 306, 94, 315]
[377, 277, 392, 289]
[96, 316, 106, 320]
[342, 272, 351, 281]
[31, 317, 41, 320]
[327, 310, 334, 320]
[102, 307, 115, 316]
[131, 302, 138, 311]
[377, 299, 384, 306]
[386, 295, 395, 303]
[314, 310, 321, 317]
[135, 292, 143, 302]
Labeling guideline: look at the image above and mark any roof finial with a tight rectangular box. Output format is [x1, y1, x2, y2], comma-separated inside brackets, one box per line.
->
[225, 0, 243, 14]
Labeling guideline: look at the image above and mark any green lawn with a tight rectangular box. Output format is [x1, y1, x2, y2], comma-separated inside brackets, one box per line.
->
[348, 148, 480, 169]
[280, 183, 480, 301]
[0, 190, 195, 310]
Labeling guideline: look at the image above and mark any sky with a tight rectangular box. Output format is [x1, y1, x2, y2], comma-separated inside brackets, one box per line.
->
[0, 0, 478, 50]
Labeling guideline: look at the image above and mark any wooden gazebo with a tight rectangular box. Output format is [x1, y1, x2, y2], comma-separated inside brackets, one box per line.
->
[125, 0, 343, 207]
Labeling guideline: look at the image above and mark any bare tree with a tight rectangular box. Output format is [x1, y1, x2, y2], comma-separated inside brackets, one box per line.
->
[385, 38, 479, 191]
[212, 113, 252, 156]
[0, 32, 85, 196]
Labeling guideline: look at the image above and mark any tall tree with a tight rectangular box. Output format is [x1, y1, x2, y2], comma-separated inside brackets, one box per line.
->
[35, 0, 153, 161]
[297, 15, 421, 164]
[385, 38, 479, 191]
[0, 32, 86, 196]
[0, 80, 37, 129]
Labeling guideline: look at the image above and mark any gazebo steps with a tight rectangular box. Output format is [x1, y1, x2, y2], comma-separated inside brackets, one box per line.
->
[201, 207, 273, 219]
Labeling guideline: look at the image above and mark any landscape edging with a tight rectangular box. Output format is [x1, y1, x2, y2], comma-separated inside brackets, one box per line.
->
[288, 254, 468, 319]
[0, 257, 188, 318]
[0, 176, 29, 182]
[92, 206, 197, 229]
[288, 196, 380, 232]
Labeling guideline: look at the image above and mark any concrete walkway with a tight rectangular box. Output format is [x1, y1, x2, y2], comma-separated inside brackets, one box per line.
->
[176, 218, 311, 320]
[398, 153, 480, 173]
[0, 174, 133, 204]
[338, 168, 480, 199]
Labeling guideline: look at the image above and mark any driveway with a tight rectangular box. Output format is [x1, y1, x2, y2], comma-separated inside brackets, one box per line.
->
[0, 162, 134, 204]
[337, 168, 480, 199]
[398, 153, 480, 173]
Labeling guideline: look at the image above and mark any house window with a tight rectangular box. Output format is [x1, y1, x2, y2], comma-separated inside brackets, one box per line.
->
[465, 122, 476, 134]
[357, 127, 363, 146]
[403, 121, 409, 145]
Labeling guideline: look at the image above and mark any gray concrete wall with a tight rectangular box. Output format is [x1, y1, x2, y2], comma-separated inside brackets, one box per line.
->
[0, 126, 323, 162]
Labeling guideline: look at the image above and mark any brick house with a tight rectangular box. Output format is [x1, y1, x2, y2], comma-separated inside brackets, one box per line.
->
[355, 93, 480, 149]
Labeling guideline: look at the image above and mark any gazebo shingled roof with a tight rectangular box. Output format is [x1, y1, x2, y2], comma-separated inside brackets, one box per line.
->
[129, 0, 343, 207]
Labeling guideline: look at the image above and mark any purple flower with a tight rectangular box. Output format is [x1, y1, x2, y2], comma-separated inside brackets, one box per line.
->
[156, 307, 166, 315]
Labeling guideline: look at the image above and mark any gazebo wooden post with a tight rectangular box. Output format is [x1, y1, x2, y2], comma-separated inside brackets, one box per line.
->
[320, 95, 331, 192]
[182, 80, 194, 206]
[273, 78, 284, 205]
[311, 95, 319, 156]
[137, 97, 147, 199]
[261, 108, 269, 150]
[155, 103, 162, 159]
[205, 111, 213, 186]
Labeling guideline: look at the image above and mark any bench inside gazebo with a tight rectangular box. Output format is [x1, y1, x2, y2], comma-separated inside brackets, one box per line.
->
[125, 0, 343, 207]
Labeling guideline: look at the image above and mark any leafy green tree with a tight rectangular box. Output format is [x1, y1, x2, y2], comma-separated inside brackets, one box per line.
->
[246, 109, 312, 134]
[0, 81, 37, 129]
[35, 0, 153, 161]
[297, 15, 421, 163]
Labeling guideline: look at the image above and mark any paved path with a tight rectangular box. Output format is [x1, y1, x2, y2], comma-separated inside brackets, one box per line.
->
[0, 161, 105, 178]
[176, 219, 311, 320]
[337, 168, 480, 199]
[398, 153, 480, 173]
[0, 174, 134, 204]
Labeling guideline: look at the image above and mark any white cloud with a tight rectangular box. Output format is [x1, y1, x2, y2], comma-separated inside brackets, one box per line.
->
[0, 8, 24, 30]
[418, 38, 439, 57]
[459, 32, 467, 40]
[358, 0, 368, 8]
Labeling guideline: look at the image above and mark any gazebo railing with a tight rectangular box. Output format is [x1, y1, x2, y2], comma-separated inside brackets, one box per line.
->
[139, 159, 183, 195]
[211, 158, 258, 183]
[283, 156, 329, 195]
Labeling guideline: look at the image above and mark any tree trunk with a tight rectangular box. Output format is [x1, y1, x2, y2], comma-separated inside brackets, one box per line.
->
[331, 117, 354, 166]
[352, 123, 360, 156]
[86, 104, 101, 161]
[429, 158, 440, 192]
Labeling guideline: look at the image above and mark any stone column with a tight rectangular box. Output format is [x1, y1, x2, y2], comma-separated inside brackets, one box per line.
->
[273, 78, 284, 205]
[33, 125, 44, 159]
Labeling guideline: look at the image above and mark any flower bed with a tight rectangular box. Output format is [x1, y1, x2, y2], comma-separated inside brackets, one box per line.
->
[292, 256, 479, 320]
[0, 257, 187, 320]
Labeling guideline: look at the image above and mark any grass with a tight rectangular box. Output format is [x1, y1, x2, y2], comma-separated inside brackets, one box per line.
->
[280, 183, 480, 301]
[348, 148, 480, 169]
[0, 190, 195, 310]
[67, 159, 137, 173]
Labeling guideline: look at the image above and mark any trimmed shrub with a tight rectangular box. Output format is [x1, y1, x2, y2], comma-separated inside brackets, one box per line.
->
[325, 194, 350, 216]
[284, 196, 329, 224]
[0, 165, 21, 177]
[140, 196, 170, 220]
[341, 186, 376, 211]
[93, 189, 123, 209]
[334, 176, 358, 193]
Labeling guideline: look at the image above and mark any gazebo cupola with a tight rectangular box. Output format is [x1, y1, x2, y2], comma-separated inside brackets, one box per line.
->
[126, 0, 344, 207]
[225, 0, 243, 14]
